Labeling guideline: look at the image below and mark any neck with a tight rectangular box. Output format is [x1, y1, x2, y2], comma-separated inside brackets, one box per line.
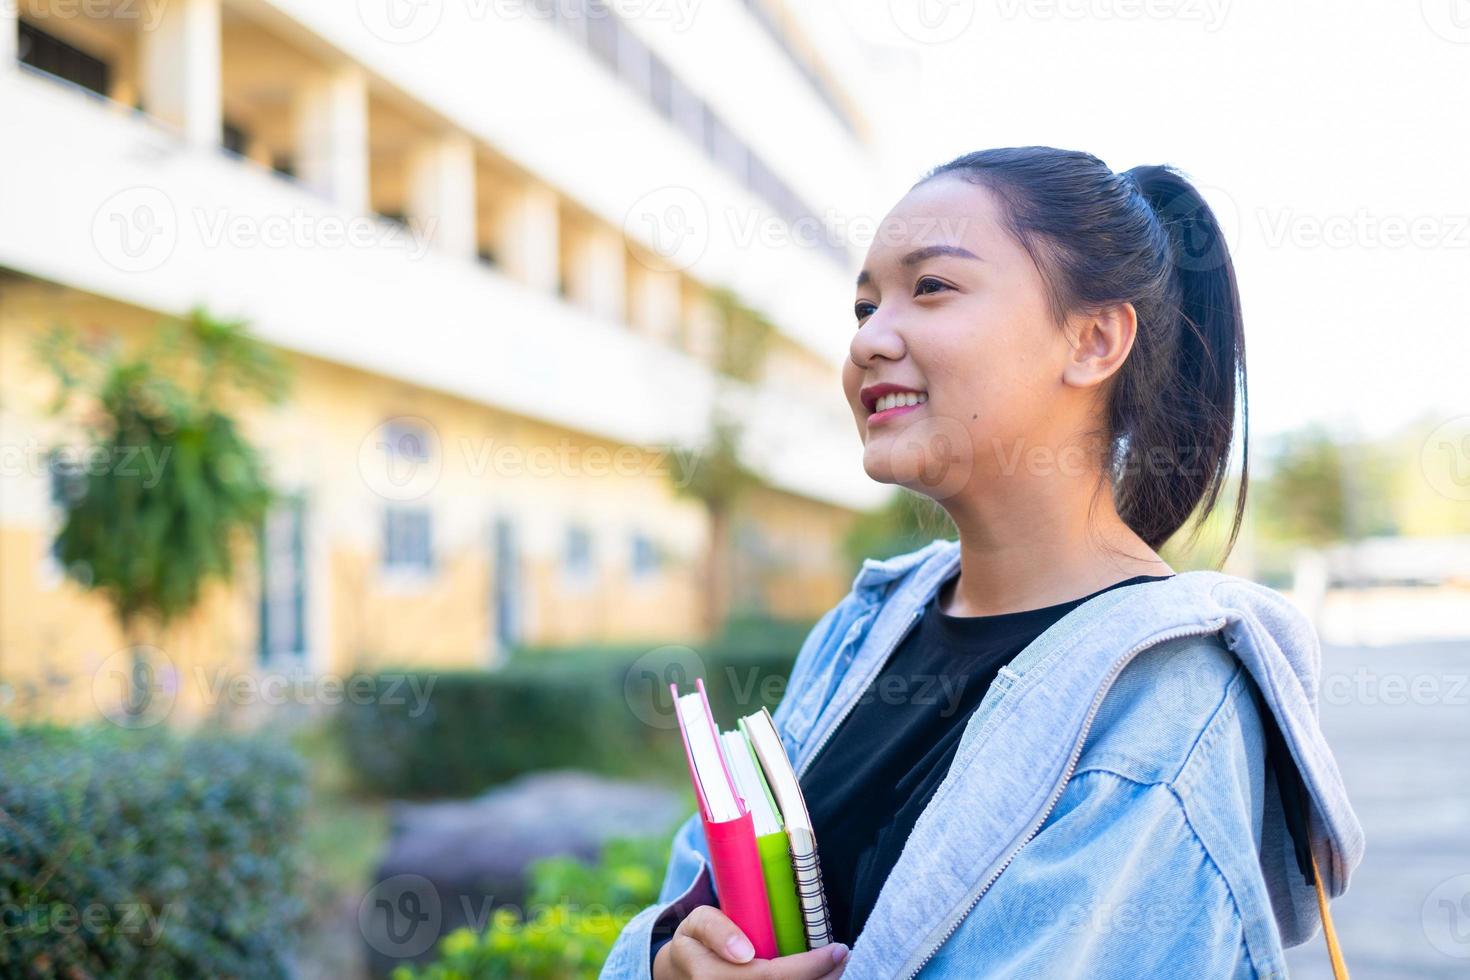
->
[934, 470, 1173, 618]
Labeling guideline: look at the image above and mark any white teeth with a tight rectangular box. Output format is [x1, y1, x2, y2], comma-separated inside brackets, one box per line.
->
[874, 391, 927, 413]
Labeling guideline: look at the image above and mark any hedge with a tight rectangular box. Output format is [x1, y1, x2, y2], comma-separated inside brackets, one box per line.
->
[393, 832, 675, 979]
[0, 723, 308, 978]
[339, 616, 814, 798]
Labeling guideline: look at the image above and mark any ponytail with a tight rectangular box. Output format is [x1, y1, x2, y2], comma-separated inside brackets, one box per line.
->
[920, 148, 1249, 561]
[1118, 164, 1248, 556]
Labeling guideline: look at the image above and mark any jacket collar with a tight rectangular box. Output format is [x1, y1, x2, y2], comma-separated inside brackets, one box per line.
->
[847, 537, 957, 596]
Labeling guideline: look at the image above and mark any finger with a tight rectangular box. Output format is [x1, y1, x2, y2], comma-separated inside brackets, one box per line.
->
[765, 941, 851, 980]
[815, 951, 850, 980]
[678, 905, 756, 964]
[669, 934, 765, 979]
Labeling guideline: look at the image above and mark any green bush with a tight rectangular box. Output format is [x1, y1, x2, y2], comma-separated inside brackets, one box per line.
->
[339, 620, 809, 799]
[0, 723, 309, 978]
[338, 667, 666, 798]
[392, 832, 672, 980]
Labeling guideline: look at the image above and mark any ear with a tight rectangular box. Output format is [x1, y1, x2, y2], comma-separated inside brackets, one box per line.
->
[1061, 301, 1138, 390]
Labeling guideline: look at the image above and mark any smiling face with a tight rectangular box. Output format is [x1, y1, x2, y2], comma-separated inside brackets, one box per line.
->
[842, 175, 1113, 501]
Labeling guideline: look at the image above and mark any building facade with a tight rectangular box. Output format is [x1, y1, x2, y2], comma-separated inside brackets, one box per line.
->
[0, 0, 887, 723]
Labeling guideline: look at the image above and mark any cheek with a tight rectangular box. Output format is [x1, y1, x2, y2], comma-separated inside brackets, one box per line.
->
[928, 301, 1054, 433]
[841, 358, 864, 408]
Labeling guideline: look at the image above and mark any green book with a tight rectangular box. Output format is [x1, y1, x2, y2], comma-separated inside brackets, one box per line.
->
[720, 725, 808, 955]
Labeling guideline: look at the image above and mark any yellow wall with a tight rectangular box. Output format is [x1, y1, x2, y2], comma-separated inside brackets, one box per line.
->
[0, 281, 862, 725]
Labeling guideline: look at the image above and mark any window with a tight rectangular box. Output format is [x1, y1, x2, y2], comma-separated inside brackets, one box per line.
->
[259, 497, 308, 662]
[384, 507, 434, 572]
[47, 451, 86, 508]
[630, 531, 659, 580]
[704, 111, 750, 186]
[43, 451, 86, 578]
[552, 0, 587, 44]
[371, 417, 437, 499]
[616, 21, 652, 97]
[701, 104, 722, 159]
[222, 118, 249, 157]
[564, 524, 594, 581]
[18, 21, 111, 98]
[492, 516, 523, 649]
[528, 0, 849, 267]
[584, 0, 619, 70]
[649, 57, 673, 119]
[669, 75, 704, 146]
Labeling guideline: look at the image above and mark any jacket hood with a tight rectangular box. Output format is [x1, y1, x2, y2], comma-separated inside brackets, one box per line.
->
[854, 538, 1365, 946]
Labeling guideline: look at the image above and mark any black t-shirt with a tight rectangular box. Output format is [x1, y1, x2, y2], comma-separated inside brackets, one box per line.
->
[799, 570, 1174, 946]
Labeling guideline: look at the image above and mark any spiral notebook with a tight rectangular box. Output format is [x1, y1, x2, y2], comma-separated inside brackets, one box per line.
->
[739, 706, 833, 950]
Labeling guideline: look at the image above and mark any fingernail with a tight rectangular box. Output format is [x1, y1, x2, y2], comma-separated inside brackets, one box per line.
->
[830, 942, 849, 963]
[727, 935, 755, 962]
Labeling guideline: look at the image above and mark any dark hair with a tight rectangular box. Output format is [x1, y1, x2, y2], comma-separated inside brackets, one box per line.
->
[918, 146, 1247, 561]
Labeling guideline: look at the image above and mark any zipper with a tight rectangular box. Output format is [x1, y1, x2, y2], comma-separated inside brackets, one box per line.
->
[899, 618, 1227, 979]
[795, 606, 923, 781]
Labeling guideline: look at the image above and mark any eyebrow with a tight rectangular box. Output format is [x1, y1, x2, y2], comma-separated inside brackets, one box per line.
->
[855, 244, 982, 287]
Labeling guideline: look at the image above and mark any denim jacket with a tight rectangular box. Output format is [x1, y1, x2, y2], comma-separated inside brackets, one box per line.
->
[600, 538, 1364, 979]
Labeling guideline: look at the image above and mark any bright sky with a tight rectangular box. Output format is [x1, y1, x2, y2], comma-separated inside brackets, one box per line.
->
[827, 0, 1467, 443]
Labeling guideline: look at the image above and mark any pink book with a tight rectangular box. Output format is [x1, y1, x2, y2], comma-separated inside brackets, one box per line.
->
[670, 677, 779, 960]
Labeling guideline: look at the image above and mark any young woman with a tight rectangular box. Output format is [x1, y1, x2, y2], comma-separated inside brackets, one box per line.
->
[602, 146, 1363, 979]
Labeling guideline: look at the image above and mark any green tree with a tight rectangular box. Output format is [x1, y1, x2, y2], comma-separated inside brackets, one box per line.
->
[1255, 426, 1355, 547]
[37, 307, 288, 721]
[667, 290, 774, 636]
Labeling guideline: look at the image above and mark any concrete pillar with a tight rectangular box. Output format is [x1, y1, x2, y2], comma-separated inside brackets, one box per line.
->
[108, 41, 140, 108]
[685, 291, 722, 364]
[139, 0, 222, 147]
[294, 65, 370, 214]
[1, 0, 18, 80]
[629, 264, 681, 344]
[566, 225, 626, 324]
[495, 182, 560, 294]
[406, 132, 477, 259]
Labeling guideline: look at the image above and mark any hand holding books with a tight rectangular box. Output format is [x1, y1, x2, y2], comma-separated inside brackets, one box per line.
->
[665, 679, 841, 968]
[651, 906, 850, 980]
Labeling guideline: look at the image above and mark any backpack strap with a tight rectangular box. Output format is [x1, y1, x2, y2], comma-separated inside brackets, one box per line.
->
[1310, 847, 1349, 979]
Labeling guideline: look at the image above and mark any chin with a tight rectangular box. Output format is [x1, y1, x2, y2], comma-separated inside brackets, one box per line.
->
[860, 442, 899, 485]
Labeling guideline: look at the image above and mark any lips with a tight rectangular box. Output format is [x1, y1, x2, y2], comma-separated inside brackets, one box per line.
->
[867, 396, 926, 426]
[858, 383, 928, 429]
[859, 382, 928, 414]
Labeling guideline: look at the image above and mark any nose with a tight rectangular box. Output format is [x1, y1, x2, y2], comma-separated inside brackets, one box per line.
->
[849, 310, 905, 368]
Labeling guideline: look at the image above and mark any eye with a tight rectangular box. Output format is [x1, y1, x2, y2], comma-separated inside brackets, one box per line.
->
[854, 299, 877, 324]
[914, 275, 951, 297]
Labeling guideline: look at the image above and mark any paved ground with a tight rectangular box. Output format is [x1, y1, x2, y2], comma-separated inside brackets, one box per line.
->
[1283, 640, 1470, 979]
